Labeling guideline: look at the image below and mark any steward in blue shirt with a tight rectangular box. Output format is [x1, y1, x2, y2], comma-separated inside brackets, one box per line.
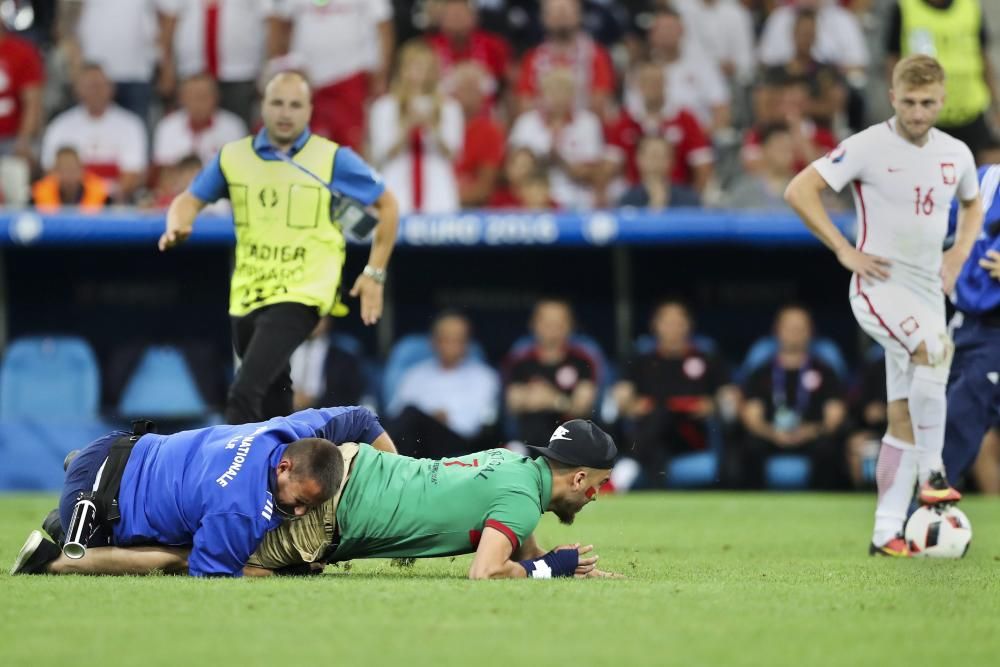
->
[159, 70, 399, 425]
[944, 164, 1000, 483]
[10, 406, 395, 577]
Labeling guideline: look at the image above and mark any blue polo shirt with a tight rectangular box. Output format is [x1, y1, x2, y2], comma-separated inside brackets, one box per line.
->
[112, 406, 385, 577]
[189, 128, 385, 206]
[949, 165, 1000, 314]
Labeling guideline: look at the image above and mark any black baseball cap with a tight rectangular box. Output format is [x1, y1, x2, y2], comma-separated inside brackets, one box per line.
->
[526, 420, 618, 470]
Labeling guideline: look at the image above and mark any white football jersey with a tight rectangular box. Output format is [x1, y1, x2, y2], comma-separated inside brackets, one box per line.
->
[813, 118, 978, 290]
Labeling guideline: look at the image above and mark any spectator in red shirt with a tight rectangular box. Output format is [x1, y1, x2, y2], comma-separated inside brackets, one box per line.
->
[427, 0, 513, 110]
[742, 75, 837, 175]
[0, 22, 43, 162]
[450, 62, 505, 208]
[516, 0, 616, 120]
[606, 60, 715, 193]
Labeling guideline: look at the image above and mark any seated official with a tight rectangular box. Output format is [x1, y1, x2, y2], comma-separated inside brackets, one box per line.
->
[290, 317, 365, 412]
[11, 406, 396, 577]
[613, 300, 732, 488]
[845, 356, 887, 488]
[388, 311, 500, 458]
[736, 305, 848, 489]
[504, 299, 600, 445]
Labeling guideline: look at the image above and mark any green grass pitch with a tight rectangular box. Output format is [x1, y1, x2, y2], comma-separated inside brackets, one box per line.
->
[1, 492, 998, 667]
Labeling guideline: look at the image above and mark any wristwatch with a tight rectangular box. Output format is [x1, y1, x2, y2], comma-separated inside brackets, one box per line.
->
[362, 265, 387, 284]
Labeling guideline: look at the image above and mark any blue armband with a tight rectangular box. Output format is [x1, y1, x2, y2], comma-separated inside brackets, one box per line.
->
[519, 549, 579, 579]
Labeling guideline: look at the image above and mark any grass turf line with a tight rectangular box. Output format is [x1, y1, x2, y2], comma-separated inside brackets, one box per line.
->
[1, 492, 998, 667]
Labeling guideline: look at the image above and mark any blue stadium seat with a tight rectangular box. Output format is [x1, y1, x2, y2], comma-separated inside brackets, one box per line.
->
[738, 336, 849, 382]
[666, 451, 719, 489]
[765, 455, 812, 490]
[118, 345, 206, 418]
[0, 418, 114, 491]
[381, 334, 486, 408]
[0, 336, 100, 419]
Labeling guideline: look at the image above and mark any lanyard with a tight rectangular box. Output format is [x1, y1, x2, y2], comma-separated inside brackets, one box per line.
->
[267, 146, 342, 197]
[772, 358, 812, 416]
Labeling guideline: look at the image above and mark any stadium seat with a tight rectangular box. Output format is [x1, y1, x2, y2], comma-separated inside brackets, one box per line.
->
[0, 336, 100, 419]
[381, 334, 486, 408]
[737, 336, 849, 382]
[118, 345, 206, 418]
[764, 455, 812, 490]
[0, 418, 115, 491]
[666, 451, 719, 489]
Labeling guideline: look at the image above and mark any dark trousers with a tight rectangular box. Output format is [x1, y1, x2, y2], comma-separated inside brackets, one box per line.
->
[734, 434, 844, 490]
[225, 302, 320, 424]
[59, 430, 129, 536]
[944, 316, 1000, 484]
[629, 410, 709, 486]
[391, 406, 477, 459]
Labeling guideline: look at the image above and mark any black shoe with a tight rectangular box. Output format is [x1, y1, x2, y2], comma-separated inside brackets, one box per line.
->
[42, 508, 64, 544]
[63, 449, 80, 472]
[9, 530, 61, 575]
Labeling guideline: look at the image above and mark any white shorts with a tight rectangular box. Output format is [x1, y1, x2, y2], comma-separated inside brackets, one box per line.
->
[849, 275, 945, 402]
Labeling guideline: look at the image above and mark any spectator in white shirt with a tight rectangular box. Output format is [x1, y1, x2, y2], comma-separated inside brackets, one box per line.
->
[265, 0, 394, 151]
[673, 0, 756, 87]
[757, 0, 869, 75]
[58, 0, 164, 124]
[157, 0, 268, 127]
[153, 74, 247, 169]
[508, 66, 604, 209]
[641, 5, 732, 136]
[388, 311, 500, 458]
[41, 64, 147, 202]
[369, 39, 463, 216]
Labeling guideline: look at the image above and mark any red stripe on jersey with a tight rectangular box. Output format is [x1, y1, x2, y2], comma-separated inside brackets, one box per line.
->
[853, 180, 868, 251]
[485, 519, 520, 552]
[856, 276, 914, 355]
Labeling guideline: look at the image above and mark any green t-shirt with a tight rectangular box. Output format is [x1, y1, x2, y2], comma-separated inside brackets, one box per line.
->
[332, 447, 553, 560]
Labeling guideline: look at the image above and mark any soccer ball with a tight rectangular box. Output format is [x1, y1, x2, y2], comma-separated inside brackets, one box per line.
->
[905, 506, 972, 558]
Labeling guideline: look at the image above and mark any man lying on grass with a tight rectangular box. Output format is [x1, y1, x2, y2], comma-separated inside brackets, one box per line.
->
[9, 406, 395, 577]
[12, 417, 618, 580]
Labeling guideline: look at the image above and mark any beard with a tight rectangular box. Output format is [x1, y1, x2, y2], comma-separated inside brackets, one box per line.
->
[550, 497, 580, 525]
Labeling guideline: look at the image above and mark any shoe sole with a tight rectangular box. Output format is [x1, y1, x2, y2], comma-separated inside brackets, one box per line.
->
[9, 530, 43, 576]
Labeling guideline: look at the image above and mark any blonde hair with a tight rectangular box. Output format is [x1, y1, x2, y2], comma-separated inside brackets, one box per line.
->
[892, 54, 946, 89]
[391, 40, 445, 125]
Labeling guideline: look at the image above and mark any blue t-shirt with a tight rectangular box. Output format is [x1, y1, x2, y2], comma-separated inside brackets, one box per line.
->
[112, 406, 385, 577]
[949, 165, 1000, 314]
[189, 128, 385, 206]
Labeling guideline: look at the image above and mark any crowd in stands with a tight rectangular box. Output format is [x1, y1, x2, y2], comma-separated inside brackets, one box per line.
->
[0, 0, 919, 213]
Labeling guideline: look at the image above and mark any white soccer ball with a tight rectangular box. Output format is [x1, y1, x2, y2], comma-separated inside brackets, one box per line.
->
[905, 505, 972, 558]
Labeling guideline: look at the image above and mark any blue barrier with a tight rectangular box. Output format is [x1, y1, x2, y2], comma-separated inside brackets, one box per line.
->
[0, 208, 856, 248]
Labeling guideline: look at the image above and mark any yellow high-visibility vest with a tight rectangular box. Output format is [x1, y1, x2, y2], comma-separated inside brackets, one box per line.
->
[218, 134, 347, 317]
[900, 0, 990, 126]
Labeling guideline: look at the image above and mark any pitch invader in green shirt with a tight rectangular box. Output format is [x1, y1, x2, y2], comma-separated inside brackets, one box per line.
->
[250, 419, 619, 579]
[22, 420, 618, 580]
